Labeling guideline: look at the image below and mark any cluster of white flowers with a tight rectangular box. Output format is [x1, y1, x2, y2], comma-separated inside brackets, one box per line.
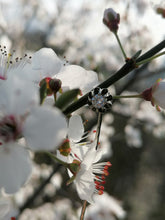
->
[0, 3, 164, 219]
[0, 46, 114, 218]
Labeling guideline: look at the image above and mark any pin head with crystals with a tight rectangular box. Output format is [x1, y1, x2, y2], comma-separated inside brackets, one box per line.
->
[87, 87, 112, 113]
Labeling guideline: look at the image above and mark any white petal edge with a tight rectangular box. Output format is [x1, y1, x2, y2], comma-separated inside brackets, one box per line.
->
[57, 65, 98, 94]
[32, 48, 62, 76]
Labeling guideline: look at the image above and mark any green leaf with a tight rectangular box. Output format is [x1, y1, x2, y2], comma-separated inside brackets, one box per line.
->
[132, 50, 142, 60]
[55, 88, 81, 111]
[39, 81, 47, 105]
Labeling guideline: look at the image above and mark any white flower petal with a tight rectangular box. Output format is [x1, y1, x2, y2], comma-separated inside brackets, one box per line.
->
[0, 75, 39, 116]
[81, 141, 98, 170]
[57, 65, 98, 94]
[152, 80, 165, 109]
[0, 197, 10, 219]
[32, 48, 62, 77]
[9, 62, 43, 83]
[68, 115, 84, 142]
[0, 143, 32, 194]
[23, 106, 67, 151]
[75, 170, 95, 203]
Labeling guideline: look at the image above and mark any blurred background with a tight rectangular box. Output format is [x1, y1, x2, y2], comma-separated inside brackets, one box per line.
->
[1, 0, 165, 219]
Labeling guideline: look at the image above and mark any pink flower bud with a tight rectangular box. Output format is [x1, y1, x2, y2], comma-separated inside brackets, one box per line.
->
[103, 8, 120, 33]
[141, 79, 165, 111]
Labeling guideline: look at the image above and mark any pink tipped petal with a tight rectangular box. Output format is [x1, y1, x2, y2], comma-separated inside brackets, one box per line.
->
[68, 115, 84, 142]
[32, 48, 62, 76]
[0, 143, 32, 194]
[23, 106, 67, 151]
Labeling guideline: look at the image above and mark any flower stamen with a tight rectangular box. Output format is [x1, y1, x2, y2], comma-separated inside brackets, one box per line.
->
[93, 161, 112, 195]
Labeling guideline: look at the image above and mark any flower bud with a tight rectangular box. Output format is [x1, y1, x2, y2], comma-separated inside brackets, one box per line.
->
[156, 7, 165, 18]
[141, 79, 165, 111]
[39, 77, 62, 96]
[103, 8, 120, 33]
[49, 78, 62, 93]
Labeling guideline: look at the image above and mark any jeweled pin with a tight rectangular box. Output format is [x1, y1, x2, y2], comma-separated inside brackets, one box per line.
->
[88, 87, 112, 113]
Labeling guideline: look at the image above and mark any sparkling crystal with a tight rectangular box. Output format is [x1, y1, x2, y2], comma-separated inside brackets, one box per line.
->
[91, 94, 106, 108]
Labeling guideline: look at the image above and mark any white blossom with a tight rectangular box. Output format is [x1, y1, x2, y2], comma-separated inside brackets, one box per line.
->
[85, 192, 126, 220]
[17, 48, 99, 95]
[70, 140, 111, 203]
[0, 75, 67, 193]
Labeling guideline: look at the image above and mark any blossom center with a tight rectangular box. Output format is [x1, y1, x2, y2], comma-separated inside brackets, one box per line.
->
[0, 115, 22, 143]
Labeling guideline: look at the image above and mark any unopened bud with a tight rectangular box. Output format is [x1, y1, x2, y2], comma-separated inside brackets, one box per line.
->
[157, 7, 165, 18]
[103, 8, 120, 33]
[141, 87, 152, 101]
[49, 78, 62, 93]
[39, 77, 62, 96]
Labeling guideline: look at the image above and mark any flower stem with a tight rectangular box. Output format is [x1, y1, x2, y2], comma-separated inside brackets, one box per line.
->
[114, 32, 127, 60]
[80, 200, 87, 220]
[113, 94, 142, 99]
[44, 151, 68, 167]
[136, 51, 165, 66]
[95, 113, 102, 150]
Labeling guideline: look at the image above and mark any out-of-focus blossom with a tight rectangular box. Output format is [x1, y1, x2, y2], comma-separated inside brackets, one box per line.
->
[0, 194, 10, 219]
[85, 192, 126, 220]
[125, 125, 142, 148]
[0, 192, 17, 220]
[56, 64, 98, 95]
[0, 75, 67, 193]
[103, 8, 120, 33]
[141, 79, 165, 111]
[19, 199, 77, 220]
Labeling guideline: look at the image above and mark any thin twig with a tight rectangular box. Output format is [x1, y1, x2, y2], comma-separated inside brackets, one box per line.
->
[95, 113, 102, 150]
[80, 200, 87, 220]
[63, 39, 165, 116]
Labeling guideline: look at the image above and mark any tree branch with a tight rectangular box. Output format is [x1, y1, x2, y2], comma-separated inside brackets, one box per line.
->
[63, 39, 165, 116]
